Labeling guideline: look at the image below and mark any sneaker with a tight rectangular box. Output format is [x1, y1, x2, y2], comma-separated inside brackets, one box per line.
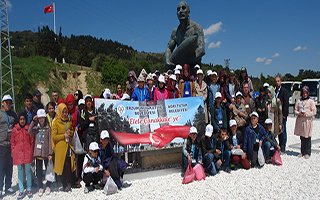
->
[17, 192, 25, 200]
[297, 153, 303, 158]
[38, 188, 44, 197]
[27, 191, 32, 198]
[122, 181, 132, 188]
[45, 187, 51, 195]
[84, 187, 90, 194]
[5, 188, 15, 195]
[304, 154, 310, 159]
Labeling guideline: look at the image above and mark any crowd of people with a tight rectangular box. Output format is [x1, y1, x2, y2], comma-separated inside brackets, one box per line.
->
[0, 63, 317, 198]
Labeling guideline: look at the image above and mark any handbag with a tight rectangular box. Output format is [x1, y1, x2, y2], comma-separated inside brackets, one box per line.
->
[103, 176, 118, 195]
[45, 160, 55, 182]
[72, 131, 86, 154]
[182, 163, 196, 184]
[271, 149, 282, 165]
[193, 164, 206, 181]
[257, 146, 265, 166]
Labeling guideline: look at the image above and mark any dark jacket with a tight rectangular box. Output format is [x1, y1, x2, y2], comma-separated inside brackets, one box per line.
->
[242, 123, 267, 159]
[80, 109, 98, 144]
[99, 143, 114, 170]
[229, 130, 244, 148]
[20, 108, 36, 125]
[275, 86, 289, 117]
[0, 110, 17, 147]
[264, 131, 278, 149]
[210, 104, 228, 133]
[200, 135, 217, 157]
[216, 138, 231, 160]
[182, 137, 202, 162]
[255, 96, 267, 124]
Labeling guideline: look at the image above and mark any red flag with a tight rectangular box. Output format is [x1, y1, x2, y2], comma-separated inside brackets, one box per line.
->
[44, 5, 54, 14]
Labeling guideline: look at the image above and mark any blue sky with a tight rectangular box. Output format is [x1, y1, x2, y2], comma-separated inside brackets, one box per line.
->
[8, 0, 320, 76]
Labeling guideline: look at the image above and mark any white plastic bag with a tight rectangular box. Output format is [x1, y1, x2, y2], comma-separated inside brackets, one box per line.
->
[45, 160, 56, 182]
[103, 176, 118, 195]
[231, 148, 244, 156]
[258, 146, 265, 166]
[72, 131, 86, 154]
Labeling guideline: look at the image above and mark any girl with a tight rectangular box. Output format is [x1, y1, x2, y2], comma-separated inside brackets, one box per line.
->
[11, 113, 34, 199]
[154, 75, 169, 101]
[294, 86, 317, 159]
[46, 102, 56, 128]
[29, 109, 53, 196]
[52, 103, 76, 192]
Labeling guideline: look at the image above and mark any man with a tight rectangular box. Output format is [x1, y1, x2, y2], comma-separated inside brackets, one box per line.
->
[165, 1, 205, 67]
[20, 93, 36, 124]
[242, 82, 255, 115]
[200, 124, 218, 176]
[131, 75, 150, 101]
[0, 95, 17, 197]
[51, 91, 59, 106]
[275, 75, 289, 153]
[32, 89, 44, 111]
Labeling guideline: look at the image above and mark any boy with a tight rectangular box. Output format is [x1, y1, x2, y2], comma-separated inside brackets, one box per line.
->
[264, 118, 280, 163]
[215, 128, 231, 173]
[200, 124, 218, 176]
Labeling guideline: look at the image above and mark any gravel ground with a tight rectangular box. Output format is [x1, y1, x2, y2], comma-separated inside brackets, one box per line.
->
[2, 117, 320, 200]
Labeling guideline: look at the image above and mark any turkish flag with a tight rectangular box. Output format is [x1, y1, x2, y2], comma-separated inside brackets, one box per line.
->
[44, 5, 54, 14]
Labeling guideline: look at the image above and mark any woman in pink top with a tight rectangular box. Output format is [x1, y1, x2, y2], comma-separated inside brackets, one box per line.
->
[154, 75, 168, 101]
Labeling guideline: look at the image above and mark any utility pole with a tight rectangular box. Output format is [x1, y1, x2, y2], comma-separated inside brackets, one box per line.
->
[0, 0, 15, 110]
[224, 58, 230, 71]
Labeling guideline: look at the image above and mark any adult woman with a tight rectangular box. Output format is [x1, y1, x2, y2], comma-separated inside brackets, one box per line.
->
[74, 90, 83, 106]
[294, 86, 317, 159]
[52, 103, 76, 192]
[210, 92, 228, 134]
[195, 69, 208, 122]
[238, 67, 254, 95]
[166, 75, 180, 99]
[266, 86, 282, 135]
[178, 64, 195, 97]
[230, 92, 248, 132]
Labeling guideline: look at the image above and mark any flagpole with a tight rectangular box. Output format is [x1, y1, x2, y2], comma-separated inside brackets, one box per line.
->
[53, 2, 56, 34]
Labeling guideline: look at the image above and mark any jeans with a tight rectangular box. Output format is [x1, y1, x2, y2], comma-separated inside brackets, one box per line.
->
[17, 164, 32, 193]
[0, 146, 13, 191]
[221, 150, 231, 169]
[202, 153, 217, 176]
[83, 171, 103, 187]
[300, 136, 311, 156]
[262, 141, 275, 160]
[279, 117, 287, 151]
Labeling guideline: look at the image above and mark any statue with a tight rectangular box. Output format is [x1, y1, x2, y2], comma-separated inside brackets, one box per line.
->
[165, 1, 205, 68]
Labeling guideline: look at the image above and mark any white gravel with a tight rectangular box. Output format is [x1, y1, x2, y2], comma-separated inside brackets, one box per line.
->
[3, 117, 320, 200]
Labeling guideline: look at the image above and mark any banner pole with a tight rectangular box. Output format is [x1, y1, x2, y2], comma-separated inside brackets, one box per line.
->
[53, 2, 56, 34]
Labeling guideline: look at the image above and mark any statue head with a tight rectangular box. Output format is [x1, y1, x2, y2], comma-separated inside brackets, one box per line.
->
[177, 1, 190, 21]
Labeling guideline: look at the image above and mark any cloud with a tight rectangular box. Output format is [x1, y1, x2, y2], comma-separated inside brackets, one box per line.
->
[272, 53, 280, 58]
[204, 21, 223, 36]
[265, 59, 272, 65]
[208, 41, 221, 49]
[293, 46, 307, 51]
[256, 57, 266, 63]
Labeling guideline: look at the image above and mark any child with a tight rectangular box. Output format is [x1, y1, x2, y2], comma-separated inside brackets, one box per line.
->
[83, 142, 103, 193]
[28, 109, 53, 196]
[200, 124, 218, 176]
[46, 102, 56, 128]
[10, 113, 34, 199]
[215, 128, 231, 173]
[264, 118, 280, 163]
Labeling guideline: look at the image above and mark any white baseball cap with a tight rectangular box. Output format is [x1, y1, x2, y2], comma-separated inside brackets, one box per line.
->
[229, 119, 237, 127]
[169, 75, 177, 81]
[250, 111, 259, 118]
[158, 75, 165, 83]
[2, 94, 12, 101]
[78, 99, 85, 106]
[194, 64, 200, 69]
[207, 70, 213, 76]
[265, 118, 273, 124]
[215, 92, 222, 99]
[189, 126, 198, 134]
[89, 142, 100, 151]
[37, 109, 46, 118]
[236, 91, 243, 97]
[175, 64, 182, 70]
[100, 130, 110, 139]
[205, 124, 213, 137]
[196, 69, 203, 75]
[174, 69, 181, 75]
[212, 71, 218, 76]
[263, 83, 270, 87]
[84, 94, 93, 100]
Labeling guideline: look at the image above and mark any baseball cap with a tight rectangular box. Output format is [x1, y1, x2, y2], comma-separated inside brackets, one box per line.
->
[158, 75, 165, 83]
[194, 64, 200, 69]
[212, 71, 218, 76]
[84, 94, 93, 101]
[207, 70, 213, 76]
[175, 64, 182, 70]
[174, 69, 181, 75]
[169, 75, 177, 81]
[100, 130, 110, 139]
[250, 111, 259, 118]
[89, 142, 100, 151]
[229, 119, 237, 127]
[2, 94, 13, 101]
[196, 69, 203, 75]
[205, 124, 213, 137]
[189, 126, 198, 134]
[37, 109, 46, 118]
[78, 99, 85, 106]
[236, 91, 243, 97]
[263, 83, 270, 87]
[265, 118, 273, 124]
[215, 92, 222, 99]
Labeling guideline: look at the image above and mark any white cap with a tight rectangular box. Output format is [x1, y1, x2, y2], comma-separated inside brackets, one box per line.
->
[89, 142, 100, 151]
[174, 69, 181, 75]
[229, 119, 237, 127]
[169, 75, 177, 81]
[175, 64, 182, 70]
[2, 94, 12, 101]
[158, 75, 165, 83]
[196, 69, 203, 75]
[121, 93, 131, 100]
[194, 64, 200, 69]
[100, 130, 110, 139]
[37, 109, 46, 118]
[205, 124, 213, 137]
[250, 111, 259, 118]
[137, 75, 145, 82]
[215, 92, 222, 99]
[263, 83, 270, 87]
[152, 73, 157, 77]
[236, 91, 243, 97]
[78, 99, 85, 106]
[206, 70, 213, 76]
[103, 88, 111, 99]
[265, 118, 273, 124]
[212, 71, 218, 76]
[84, 94, 93, 100]
[147, 73, 154, 81]
[189, 126, 198, 134]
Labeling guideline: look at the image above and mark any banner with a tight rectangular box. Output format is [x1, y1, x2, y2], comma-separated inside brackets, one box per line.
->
[95, 97, 205, 148]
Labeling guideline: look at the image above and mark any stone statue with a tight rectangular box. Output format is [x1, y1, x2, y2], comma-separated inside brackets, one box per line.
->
[165, 1, 205, 68]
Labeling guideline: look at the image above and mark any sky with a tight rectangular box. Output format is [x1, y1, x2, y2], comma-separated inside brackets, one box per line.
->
[8, 0, 320, 76]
